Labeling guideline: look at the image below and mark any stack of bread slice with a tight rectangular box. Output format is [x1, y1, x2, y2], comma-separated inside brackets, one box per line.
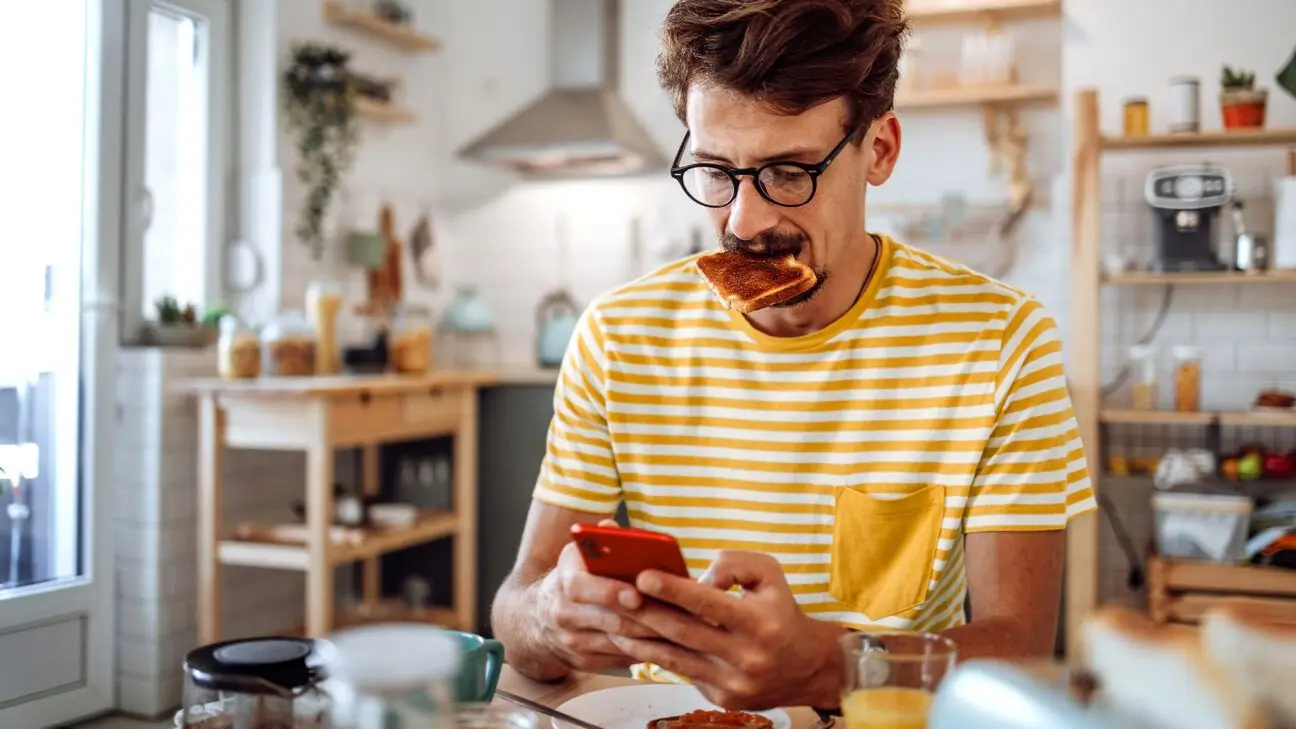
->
[1080, 600, 1296, 729]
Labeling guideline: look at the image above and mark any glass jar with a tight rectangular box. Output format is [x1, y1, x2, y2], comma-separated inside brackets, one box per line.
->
[262, 311, 318, 377]
[1129, 344, 1157, 410]
[1123, 97, 1149, 136]
[1173, 345, 1203, 412]
[218, 315, 261, 379]
[179, 636, 335, 729]
[390, 305, 434, 375]
[328, 624, 461, 729]
[307, 279, 345, 376]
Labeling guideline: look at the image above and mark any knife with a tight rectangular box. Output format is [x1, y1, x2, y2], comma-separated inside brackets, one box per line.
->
[496, 689, 605, 729]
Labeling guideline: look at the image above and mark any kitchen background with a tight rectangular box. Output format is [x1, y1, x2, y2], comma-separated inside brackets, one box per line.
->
[70, 0, 1296, 718]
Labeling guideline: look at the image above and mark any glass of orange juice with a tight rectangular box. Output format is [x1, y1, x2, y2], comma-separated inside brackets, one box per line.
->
[840, 631, 956, 729]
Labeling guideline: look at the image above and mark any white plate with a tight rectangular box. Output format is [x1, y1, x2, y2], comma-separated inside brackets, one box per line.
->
[552, 684, 792, 729]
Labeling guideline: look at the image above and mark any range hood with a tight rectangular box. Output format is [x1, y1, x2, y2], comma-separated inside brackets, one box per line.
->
[456, 0, 669, 178]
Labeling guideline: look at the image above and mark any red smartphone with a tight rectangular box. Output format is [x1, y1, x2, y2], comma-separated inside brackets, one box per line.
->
[570, 523, 690, 582]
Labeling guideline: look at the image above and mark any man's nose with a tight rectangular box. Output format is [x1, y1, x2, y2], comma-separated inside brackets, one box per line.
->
[726, 178, 779, 242]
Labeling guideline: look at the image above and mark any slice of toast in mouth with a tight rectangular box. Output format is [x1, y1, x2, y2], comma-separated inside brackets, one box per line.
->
[695, 249, 817, 313]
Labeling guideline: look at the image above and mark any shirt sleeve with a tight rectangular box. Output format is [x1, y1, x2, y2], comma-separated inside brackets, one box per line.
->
[964, 297, 1097, 533]
[531, 303, 622, 515]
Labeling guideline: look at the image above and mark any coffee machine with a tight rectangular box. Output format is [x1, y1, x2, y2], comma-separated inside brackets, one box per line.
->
[1144, 164, 1234, 271]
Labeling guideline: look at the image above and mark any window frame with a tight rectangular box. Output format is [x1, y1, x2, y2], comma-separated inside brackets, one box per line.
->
[119, 0, 231, 343]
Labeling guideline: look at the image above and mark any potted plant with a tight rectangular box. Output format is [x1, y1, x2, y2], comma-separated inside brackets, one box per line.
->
[282, 42, 360, 260]
[1220, 65, 1267, 131]
[141, 296, 220, 347]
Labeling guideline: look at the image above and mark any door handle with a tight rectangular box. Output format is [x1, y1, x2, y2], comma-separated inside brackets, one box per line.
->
[139, 185, 154, 232]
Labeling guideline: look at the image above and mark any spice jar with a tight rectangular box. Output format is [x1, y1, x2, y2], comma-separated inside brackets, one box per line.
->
[262, 311, 318, 377]
[390, 305, 434, 375]
[1129, 344, 1157, 410]
[307, 279, 344, 375]
[1168, 76, 1201, 133]
[218, 315, 261, 379]
[1173, 345, 1202, 412]
[1123, 97, 1149, 136]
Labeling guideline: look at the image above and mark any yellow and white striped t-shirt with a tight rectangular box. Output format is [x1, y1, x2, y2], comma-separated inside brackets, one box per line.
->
[533, 235, 1095, 680]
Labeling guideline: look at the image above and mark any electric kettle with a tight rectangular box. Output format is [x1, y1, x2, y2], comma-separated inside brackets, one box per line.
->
[535, 288, 581, 369]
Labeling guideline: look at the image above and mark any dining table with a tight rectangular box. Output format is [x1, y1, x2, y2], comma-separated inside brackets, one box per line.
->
[492, 661, 1070, 729]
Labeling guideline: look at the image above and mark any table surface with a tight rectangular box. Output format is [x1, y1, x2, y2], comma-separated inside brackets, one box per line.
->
[494, 662, 1067, 729]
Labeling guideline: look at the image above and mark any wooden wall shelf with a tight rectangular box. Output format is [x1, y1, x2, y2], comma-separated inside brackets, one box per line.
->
[1101, 128, 1296, 151]
[1103, 270, 1296, 285]
[355, 96, 417, 124]
[896, 84, 1057, 109]
[907, 0, 1061, 25]
[323, 1, 442, 53]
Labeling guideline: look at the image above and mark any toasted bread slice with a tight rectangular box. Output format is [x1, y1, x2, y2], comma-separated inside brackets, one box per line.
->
[1081, 605, 1271, 729]
[695, 249, 816, 313]
[1201, 598, 1296, 727]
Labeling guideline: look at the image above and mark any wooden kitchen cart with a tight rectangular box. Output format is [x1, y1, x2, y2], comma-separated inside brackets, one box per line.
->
[1067, 88, 1296, 657]
[180, 373, 496, 644]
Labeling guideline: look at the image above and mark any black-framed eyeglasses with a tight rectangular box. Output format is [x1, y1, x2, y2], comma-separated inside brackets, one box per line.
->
[669, 125, 861, 209]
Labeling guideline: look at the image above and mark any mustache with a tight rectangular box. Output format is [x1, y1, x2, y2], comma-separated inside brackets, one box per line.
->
[720, 230, 808, 258]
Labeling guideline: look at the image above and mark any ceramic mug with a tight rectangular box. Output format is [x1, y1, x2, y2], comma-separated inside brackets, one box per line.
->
[445, 630, 505, 703]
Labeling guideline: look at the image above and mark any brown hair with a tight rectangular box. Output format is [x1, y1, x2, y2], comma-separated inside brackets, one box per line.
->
[657, 0, 909, 139]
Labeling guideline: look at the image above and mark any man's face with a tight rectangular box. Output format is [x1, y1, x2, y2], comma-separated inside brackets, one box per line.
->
[683, 86, 901, 308]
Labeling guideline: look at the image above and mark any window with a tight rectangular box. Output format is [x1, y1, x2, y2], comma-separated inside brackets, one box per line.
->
[121, 0, 230, 341]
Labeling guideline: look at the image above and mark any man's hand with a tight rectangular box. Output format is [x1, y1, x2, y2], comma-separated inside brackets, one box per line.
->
[533, 520, 660, 672]
[609, 550, 847, 710]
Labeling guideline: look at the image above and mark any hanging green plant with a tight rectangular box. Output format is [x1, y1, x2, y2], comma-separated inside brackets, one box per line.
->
[282, 41, 360, 260]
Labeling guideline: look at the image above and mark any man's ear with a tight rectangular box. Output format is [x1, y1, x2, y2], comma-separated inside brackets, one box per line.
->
[866, 112, 901, 186]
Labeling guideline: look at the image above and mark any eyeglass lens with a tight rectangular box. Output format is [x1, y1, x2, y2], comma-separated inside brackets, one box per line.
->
[680, 164, 816, 207]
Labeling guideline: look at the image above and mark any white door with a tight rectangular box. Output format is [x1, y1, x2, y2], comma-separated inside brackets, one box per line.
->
[0, 0, 230, 724]
[0, 1, 120, 725]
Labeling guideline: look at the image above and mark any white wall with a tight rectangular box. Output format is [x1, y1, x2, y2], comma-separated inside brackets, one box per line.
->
[267, 1, 1296, 608]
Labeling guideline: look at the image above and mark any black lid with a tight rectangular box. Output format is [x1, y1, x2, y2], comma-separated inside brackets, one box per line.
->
[184, 637, 334, 695]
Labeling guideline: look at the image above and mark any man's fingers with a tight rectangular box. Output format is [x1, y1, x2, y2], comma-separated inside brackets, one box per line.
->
[636, 570, 748, 630]
[623, 599, 734, 656]
[555, 602, 659, 639]
[565, 571, 644, 609]
[699, 550, 783, 593]
[608, 635, 726, 686]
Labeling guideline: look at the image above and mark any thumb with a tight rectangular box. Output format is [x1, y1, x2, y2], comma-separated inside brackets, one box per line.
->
[698, 551, 782, 592]
[596, 518, 620, 528]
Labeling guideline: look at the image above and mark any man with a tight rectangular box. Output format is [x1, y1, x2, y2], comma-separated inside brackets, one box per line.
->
[491, 0, 1096, 713]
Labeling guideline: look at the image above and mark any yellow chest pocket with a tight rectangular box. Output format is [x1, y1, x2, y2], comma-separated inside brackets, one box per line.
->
[827, 484, 946, 620]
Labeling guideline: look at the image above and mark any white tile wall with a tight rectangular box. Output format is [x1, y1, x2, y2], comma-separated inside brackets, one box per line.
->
[112, 349, 315, 718]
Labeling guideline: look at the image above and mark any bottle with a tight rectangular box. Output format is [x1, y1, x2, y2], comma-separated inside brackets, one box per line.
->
[1129, 344, 1157, 410]
[1172, 346, 1203, 412]
[328, 624, 461, 729]
[307, 279, 344, 375]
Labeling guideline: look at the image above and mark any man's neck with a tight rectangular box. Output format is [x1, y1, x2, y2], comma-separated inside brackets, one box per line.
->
[744, 233, 880, 338]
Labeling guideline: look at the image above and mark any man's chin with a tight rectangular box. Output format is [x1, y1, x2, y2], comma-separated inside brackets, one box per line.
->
[771, 269, 828, 309]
